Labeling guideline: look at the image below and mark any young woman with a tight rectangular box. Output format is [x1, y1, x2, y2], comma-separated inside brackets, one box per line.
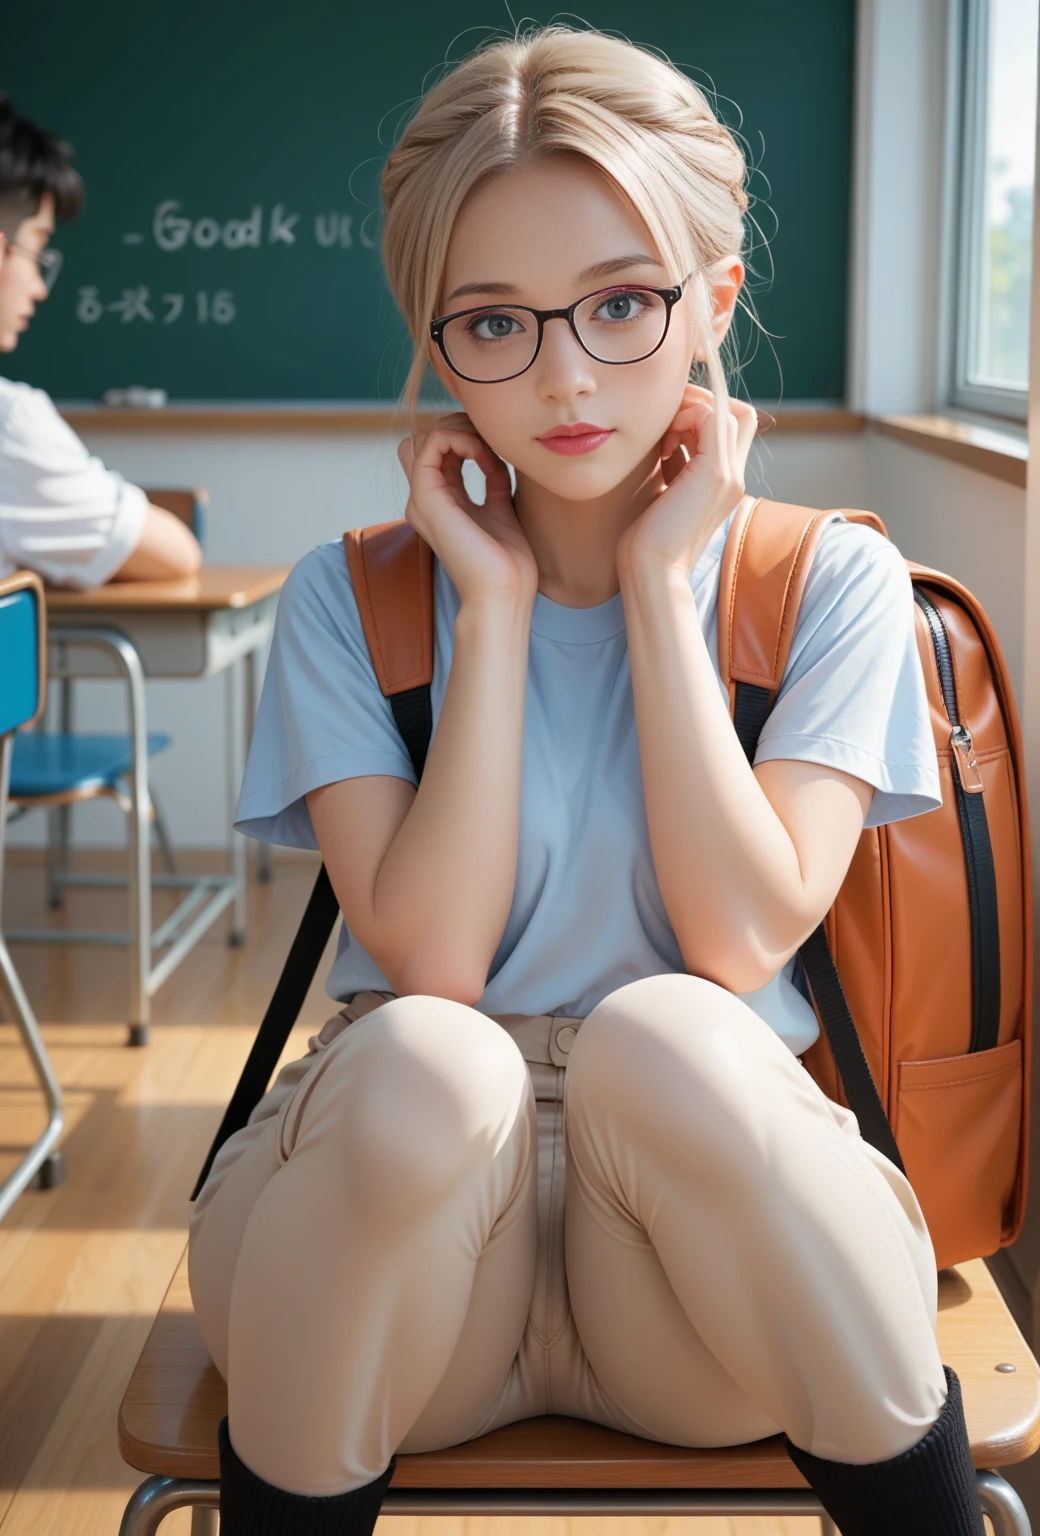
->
[189, 28, 983, 1536]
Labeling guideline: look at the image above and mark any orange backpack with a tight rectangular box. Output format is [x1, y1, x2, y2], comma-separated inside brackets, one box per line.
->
[196, 498, 1031, 1272]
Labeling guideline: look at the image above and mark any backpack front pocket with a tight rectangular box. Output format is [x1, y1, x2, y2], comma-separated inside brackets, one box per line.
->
[892, 1038, 1022, 1270]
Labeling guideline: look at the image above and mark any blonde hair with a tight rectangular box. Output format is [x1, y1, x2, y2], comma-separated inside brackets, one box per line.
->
[381, 26, 751, 435]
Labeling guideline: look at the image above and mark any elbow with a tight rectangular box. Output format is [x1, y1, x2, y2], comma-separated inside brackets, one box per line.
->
[680, 937, 786, 997]
[385, 955, 487, 1009]
[174, 535, 203, 578]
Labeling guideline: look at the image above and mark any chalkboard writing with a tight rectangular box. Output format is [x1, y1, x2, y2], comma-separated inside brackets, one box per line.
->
[6, 0, 854, 404]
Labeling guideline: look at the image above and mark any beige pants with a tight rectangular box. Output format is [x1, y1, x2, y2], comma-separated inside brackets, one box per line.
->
[188, 973, 946, 1498]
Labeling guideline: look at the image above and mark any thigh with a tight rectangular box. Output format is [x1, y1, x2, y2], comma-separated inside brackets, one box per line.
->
[563, 975, 944, 1461]
[564, 1142, 779, 1447]
[188, 1116, 282, 1380]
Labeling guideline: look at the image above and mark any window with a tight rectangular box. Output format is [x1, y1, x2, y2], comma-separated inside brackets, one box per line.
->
[951, 0, 1038, 421]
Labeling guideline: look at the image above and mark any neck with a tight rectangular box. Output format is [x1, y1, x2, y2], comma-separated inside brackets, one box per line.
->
[514, 445, 666, 608]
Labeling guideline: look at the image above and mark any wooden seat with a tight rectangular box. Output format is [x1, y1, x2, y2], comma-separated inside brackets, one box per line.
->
[118, 1250, 1040, 1533]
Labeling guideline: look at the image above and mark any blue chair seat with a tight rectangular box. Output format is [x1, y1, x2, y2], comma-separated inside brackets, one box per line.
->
[10, 733, 171, 799]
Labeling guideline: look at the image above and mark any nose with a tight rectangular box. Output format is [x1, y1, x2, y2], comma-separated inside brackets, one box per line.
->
[532, 315, 597, 405]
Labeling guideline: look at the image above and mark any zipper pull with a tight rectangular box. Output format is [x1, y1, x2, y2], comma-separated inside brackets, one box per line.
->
[951, 725, 984, 793]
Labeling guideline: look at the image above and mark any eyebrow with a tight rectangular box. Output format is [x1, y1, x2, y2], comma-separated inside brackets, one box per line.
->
[444, 253, 664, 305]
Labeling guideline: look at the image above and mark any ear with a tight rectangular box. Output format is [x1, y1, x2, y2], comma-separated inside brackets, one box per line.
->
[709, 258, 745, 347]
[428, 340, 462, 403]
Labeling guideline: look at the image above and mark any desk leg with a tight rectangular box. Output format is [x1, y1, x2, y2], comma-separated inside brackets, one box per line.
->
[125, 647, 152, 1046]
[46, 678, 74, 908]
[247, 640, 272, 883]
[227, 656, 247, 946]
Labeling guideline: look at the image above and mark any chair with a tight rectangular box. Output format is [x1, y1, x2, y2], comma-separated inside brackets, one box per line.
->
[118, 1250, 1038, 1535]
[4, 489, 208, 1046]
[0, 571, 64, 1220]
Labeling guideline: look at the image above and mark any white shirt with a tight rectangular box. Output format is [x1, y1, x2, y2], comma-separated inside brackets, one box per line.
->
[0, 377, 147, 589]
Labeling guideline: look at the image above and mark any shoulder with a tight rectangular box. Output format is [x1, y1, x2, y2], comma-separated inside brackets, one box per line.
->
[0, 377, 65, 436]
[274, 537, 386, 669]
[799, 515, 911, 627]
[279, 538, 363, 626]
[0, 377, 60, 439]
[0, 378, 86, 463]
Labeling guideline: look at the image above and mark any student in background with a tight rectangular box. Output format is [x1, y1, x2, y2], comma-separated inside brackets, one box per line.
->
[0, 95, 201, 588]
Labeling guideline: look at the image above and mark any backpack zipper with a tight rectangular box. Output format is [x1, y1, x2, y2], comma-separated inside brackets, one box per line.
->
[913, 587, 1001, 1052]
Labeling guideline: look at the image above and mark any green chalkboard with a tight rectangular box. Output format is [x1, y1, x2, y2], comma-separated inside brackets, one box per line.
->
[6, 1, 853, 403]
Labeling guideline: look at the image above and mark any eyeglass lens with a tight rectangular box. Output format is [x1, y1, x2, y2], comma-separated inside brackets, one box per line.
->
[440, 286, 670, 382]
[40, 249, 63, 293]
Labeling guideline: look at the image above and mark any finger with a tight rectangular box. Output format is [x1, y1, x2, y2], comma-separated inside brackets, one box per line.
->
[416, 426, 500, 480]
[660, 397, 714, 461]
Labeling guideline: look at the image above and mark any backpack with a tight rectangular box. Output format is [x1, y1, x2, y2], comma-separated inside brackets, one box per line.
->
[194, 497, 1032, 1273]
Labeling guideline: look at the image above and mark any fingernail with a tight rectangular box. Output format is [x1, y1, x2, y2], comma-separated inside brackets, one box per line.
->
[756, 409, 776, 431]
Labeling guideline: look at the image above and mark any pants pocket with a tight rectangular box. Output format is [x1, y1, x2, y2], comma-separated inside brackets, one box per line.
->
[893, 1038, 1022, 1269]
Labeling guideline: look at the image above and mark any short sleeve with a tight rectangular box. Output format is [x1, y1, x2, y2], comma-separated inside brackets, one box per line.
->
[754, 518, 941, 828]
[0, 384, 147, 589]
[235, 541, 417, 847]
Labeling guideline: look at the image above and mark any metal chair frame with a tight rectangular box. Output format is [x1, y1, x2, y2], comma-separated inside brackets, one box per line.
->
[0, 581, 64, 1221]
[4, 627, 240, 1046]
[116, 1469, 1030, 1535]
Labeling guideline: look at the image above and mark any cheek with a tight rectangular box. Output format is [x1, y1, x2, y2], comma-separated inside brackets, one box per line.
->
[452, 381, 530, 458]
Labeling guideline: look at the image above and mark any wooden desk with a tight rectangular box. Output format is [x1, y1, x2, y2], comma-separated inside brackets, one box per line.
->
[45, 566, 288, 680]
[18, 566, 289, 1044]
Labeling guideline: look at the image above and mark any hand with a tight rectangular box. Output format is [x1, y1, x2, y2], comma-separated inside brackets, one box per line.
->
[616, 386, 759, 579]
[398, 413, 538, 607]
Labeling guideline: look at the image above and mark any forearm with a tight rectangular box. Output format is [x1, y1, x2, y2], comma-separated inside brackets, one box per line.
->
[111, 504, 202, 582]
[370, 593, 531, 1001]
[621, 561, 824, 990]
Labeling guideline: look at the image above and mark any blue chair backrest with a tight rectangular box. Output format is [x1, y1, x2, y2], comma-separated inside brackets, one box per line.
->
[0, 582, 43, 739]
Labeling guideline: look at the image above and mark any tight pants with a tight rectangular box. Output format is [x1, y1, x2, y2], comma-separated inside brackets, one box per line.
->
[188, 974, 947, 1497]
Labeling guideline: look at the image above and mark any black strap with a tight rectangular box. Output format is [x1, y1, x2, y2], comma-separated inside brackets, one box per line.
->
[733, 681, 904, 1171]
[798, 925, 905, 1173]
[191, 681, 434, 1199]
[191, 863, 341, 1198]
[733, 683, 773, 765]
[389, 685, 433, 780]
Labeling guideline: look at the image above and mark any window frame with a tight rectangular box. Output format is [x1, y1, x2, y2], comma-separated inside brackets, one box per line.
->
[947, 0, 1032, 423]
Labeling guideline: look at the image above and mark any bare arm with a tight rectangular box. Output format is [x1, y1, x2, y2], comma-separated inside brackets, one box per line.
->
[618, 386, 871, 994]
[308, 413, 539, 1005]
[621, 560, 871, 992]
[308, 593, 530, 1003]
[110, 503, 203, 582]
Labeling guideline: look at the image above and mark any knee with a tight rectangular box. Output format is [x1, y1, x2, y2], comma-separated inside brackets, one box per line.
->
[567, 974, 773, 1158]
[293, 996, 532, 1213]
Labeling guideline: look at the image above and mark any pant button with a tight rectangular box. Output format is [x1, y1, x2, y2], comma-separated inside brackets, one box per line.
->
[555, 1025, 578, 1055]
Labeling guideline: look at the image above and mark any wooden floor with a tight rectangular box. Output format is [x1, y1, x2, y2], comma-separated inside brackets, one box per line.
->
[0, 847, 820, 1535]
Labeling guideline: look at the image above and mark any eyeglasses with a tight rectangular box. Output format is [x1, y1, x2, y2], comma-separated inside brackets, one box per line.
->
[7, 240, 63, 293]
[430, 278, 689, 384]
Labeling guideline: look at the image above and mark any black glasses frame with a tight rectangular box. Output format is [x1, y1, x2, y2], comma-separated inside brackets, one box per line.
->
[429, 278, 688, 384]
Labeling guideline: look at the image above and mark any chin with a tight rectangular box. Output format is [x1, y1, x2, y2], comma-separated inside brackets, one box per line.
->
[518, 448, 649, 503]
[0, 331, 17, 353]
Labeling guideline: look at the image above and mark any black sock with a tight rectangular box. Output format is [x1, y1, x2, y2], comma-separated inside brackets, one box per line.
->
[785, 1367, 984, 1536]
[218, 1418, 396, 1536]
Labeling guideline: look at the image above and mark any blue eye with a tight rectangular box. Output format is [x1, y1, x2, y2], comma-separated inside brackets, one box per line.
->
[467, 310, 527, 342]
[592, 290, 652, 323]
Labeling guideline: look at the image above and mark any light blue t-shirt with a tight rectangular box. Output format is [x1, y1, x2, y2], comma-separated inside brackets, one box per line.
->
[236, 513, 941, 1055]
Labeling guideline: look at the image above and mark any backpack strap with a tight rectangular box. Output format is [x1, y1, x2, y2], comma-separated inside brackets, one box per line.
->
[719, 497, 905, 1174]
[192, 521, 435, 1199]
[344, 521, 434, 780]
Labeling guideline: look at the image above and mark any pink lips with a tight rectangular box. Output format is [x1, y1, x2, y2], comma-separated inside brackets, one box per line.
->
[538, 422, 614, 456]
